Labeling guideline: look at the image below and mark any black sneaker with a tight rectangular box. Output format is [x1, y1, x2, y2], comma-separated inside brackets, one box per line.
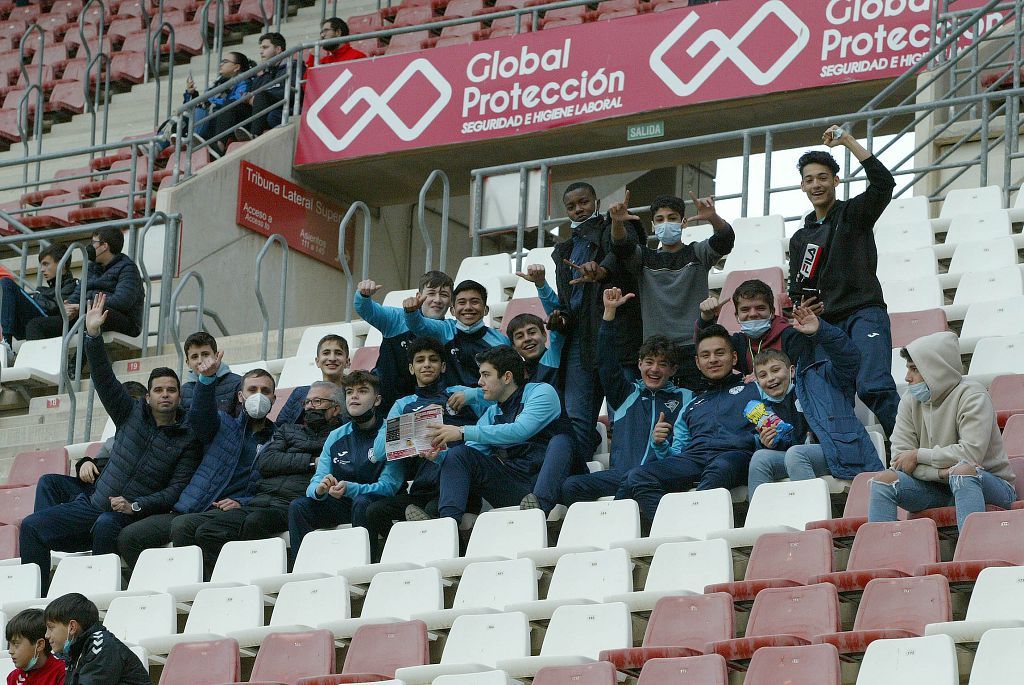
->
[405, 504, 431, 521]
[519, 493, 540, 510]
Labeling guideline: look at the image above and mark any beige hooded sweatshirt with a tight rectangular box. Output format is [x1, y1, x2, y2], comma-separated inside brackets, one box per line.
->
[892, 331, 1014, 484]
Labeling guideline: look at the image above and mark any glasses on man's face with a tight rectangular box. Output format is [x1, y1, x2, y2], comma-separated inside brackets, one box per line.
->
[303, 397, 337, 408]
[220, 59, 237, 66]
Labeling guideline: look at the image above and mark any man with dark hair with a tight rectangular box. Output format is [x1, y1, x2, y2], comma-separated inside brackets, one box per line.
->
[553, 181, 643, 460]
[117, 359, 277, 571]
[5, 608, 65, 684]
[610, 191, 735, 390]
[33, 381, 148, 512]
[180, 331, 242, 416]
[624, 322, 761, 523]
[560, 287, 693, 505]
[511, 263, 564, 387]
[286, 370, 387, 563]
[306, 17, 365, 68]
[26, 228, 143, 340]
[247, 32, 290, 135]
[44, 593, 149, 685]
[19, 294, 200, 592]
[276, 333, 350, 424]
[360, 337, 483, 557]
[404, 279, 509, 387]
[789, 125, 900, 435]
[182, 380, 344, 573]
[697, 278, 812, 379]
[356, 270, 454, 413]
[408, 345, 571, 522]
[1, 243, 79, 347]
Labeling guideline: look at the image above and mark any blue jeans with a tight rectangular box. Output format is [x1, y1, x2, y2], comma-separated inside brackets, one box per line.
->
[868, 466, 1017, 530]
[286, 493, 381, 566]
[34, 474, 94, 511]
[19, 494, 132, 593]
[836, 306, 900, 436]
[0, 277, 46, 342]
[561, 469, 629, 506]
[625, 450, 750, 522]
[747, 444, 830, 499]
[563, 334, 602, 459]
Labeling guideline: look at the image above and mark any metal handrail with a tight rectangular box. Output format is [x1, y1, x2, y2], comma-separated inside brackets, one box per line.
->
[56, 241, 90, 394]
[337, 201, 371, 322]
[78, 0, 111, 149]
[417, 169, 450, 273]
[169, 270, 206, 377]
[151, 21, 177, 131]
[254, 233, 289, 361]
[17, 24, 46, 184]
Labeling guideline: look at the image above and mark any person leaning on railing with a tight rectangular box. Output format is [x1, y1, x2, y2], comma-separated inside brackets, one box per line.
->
[1, 243, 79, 348]
[183, 50, 254, 155]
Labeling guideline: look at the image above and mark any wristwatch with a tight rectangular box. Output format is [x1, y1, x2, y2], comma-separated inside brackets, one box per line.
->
[130, 502, 141, 513]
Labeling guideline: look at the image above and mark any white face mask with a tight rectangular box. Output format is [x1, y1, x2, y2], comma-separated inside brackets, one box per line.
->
[243, 393, 272, 419]
[569, 209, 599, 229]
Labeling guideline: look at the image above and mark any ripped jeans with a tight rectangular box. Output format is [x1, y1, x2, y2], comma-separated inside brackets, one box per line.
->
[868, 463, 1017, 530]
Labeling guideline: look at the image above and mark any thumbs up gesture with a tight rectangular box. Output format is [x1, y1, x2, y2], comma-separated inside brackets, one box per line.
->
[652, 411, 672, 444]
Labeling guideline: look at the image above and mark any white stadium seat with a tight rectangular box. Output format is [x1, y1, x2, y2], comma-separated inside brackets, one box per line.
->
[882, 276, 944, 313]
[969, 335, 1024, 378]
[944, 209, 1012, 245]
[505, 548, 632, 621]
[968, 626, 1024, 685]
[104, 593, 177, 645]
[926, 566, 1024, 643]
[0, 564, 41, 607]
[856, 634, 958, 684]
[341, 517, 459, 586]
[430, 508, 547, 578]
[952, 266, 1024, 308]
[137, 584, 263, 659]
[606, 538, 733, 612]
[731, 214, 785, 245]
[935, 185, 1003, 228]
[948, 237, 1018, 275]
[615, 488, 734, 559]
[877, 194, 930, 226]
[877, 248, 938, 282]
[413, 557, 537, 631]
[228, 575, 350, 648]
[254, 527, 371, 596]
[517, 499, 640, 569]
[959, 296, 1024, 353]
[318, 566, 444, 640]
[709, 478, 831, 548]
[168, 537, 286, 603]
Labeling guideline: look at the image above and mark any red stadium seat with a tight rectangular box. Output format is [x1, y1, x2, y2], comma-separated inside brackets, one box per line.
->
[809, 519, 939, 594]
[745, 643, 841, 685]
[230, 629, 334, 684]
[499, 296, 547, 335]
[444, 0, 484, 16]
[636, 654, 728, 684]
[337, 620, 429, 681]
[0, 107, 23, 142]
[350, 346, 379, 371]
[385, 30, 433, 54]
[990, 374, 1024, 428]
[0, 22, 26, 46]
[34, 13, 70, 39]
[20, 191, 80, 228]
[116, 0, 148, 19]
[5, 5, 33, 23]
[348, 38, 381, 56]
[436, 33, 477, 47]
[814, 575, 951, 656]
[69, 183, 134, 222]
[224, 0, 276, 26]
[914, 508, 1024, 583]
[652, 0, 689, 11]
[805, 471, 885, 543]
[347, 11, 384, 34]
[110, 50, 146, 84]
[1010, 458, 1024, 505]
[534, 662, 617, 685]
[540, 6, 589, 29]
[84, 442, 104, 458]
[1006, 416, 1024, 459]
[0, 51, 22, 80]
[158, 638, 240, 685]
[600, 593, 733, 677]
[392, 5, 435, 27]
[49, 79, 89, 114]
[705, 528, 833, 603]
[0, 523, 17, 560]
[107, 17, 143, 42]
[704, 583, 841, 664]
[50, 0, 85, 17]
[488, 15, 533, 37]
[439, 21, 481, 38]
[595, 7, 638, 20]
[889, 309, 949, 348]
[0, 485, 37, 526]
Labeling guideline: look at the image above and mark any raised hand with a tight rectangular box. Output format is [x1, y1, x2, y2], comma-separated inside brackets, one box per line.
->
[197, 349, 224, 377]
[652, 411, 671, 444]
[357, 279, 382, 297]
[84, 292, 108, 337]
[603, 287, 636, 310]
[515, 264, 546, 286]
[792, 303, 820, 336]
[608, 190, 640, 224]
[565, 259, 607, 285]
[699, 295, 722, 322]
[798, 295, 825, 317]
[686, 191, 718, 224]
[403, 292, 426, 313]
[822, 124, 851, 148]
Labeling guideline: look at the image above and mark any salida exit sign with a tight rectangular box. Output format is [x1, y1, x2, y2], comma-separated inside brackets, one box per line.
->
[628, 121, 664, 141]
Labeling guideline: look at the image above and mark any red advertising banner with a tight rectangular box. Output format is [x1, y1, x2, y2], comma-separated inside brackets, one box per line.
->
[296, 0, 996, 165]
[236, 161, 353, 270]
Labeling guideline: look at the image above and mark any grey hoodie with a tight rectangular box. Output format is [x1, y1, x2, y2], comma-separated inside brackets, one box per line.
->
[893, 331, 1014, 484]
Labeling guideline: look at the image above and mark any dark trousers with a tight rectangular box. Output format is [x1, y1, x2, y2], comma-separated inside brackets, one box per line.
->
[19, 495, 132, 592]
[836, 306, 900, 436]
[0, 277, 46, 341]
[190, 506, 289, 576]
[563, 334, 603, 459]
[561, 469, 628, 506]
[117, 512, 179, 570]
[625, 450, 751, 522]
[286, 494, 380, 566]
[363, 493, 437, 562]
[35, 474, 94, 511]
[26, 307, 140, 340]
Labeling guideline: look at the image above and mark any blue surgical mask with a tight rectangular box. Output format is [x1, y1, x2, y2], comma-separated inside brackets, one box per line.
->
[25, 651, 39, 671]
[739, 318, 772, 339]
[654, 221, 683, 246]
[62, 637, 73, 656]
[569, 210, 599, 230]
[455, 320, 486, 334]
[908, 381, 932, 402]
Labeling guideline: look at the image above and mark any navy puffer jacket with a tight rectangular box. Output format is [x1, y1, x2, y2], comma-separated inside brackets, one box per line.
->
[69, 253, 144, 335]
[85, 335, 200, 515]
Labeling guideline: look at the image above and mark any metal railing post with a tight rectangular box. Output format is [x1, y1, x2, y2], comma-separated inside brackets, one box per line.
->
[337, 201, 371, 322]
[254, 234, 289, 361]
[417, 169, 450, 273]
[169, 271, 206, 377]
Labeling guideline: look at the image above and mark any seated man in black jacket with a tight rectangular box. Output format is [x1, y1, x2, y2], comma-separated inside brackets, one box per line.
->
[26, 227, 145, 340]
[178, 380, 344, 572]
[246, 32, 291, 136]
[1, 243, 79, 346]
[19, 294, 200, 592]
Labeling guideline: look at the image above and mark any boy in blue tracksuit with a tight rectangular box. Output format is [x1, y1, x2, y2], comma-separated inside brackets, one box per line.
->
[747, 304, 883, 498]
[561, 287, 693, 505]
[355, 271, 454, 414]
[403, 279, 510, 388]
[286, 370, 386, 564]
[362, 337, 485, 559]
[407, 346, 572, 523]
[625, 323, 762, 523]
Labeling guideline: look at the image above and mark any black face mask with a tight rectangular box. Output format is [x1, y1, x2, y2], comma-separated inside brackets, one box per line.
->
[305, 408, 329, 430]
[86, 244, 97, 262]
[348, 405, 375, 425]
